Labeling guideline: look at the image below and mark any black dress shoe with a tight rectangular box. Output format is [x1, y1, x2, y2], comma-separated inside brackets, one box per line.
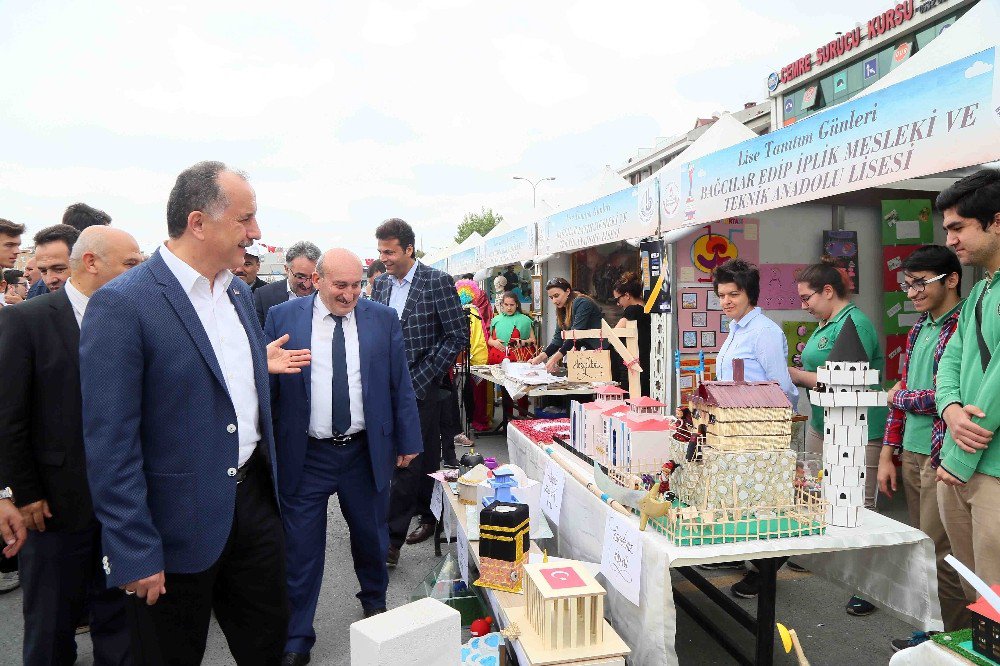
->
[386, 545, 400, 567]
[442, 459, 460, 469]
[281, 653, 310, 666]
[363, 607, 387, 618]
[405, 523, 435, 545]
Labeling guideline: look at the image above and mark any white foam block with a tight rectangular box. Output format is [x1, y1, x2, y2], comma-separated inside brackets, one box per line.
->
[847, 426, 867, 447]
[351, 598, 460, 666]
[832, 392, 860, 407]
[829, 370, 855, 385]
[830, 466, 845, 486]
[864, 370, 880, 385]
[837, 444, 860, 467]
[809, 390, 823, 406]
[843, 465, 863, 487]
[817, 368, 831, 384]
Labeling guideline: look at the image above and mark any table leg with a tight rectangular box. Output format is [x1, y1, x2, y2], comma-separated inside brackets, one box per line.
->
[753, 557, 783, 666]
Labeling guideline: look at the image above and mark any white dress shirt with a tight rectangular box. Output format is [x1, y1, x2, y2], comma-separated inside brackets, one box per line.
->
[160, 244, 261, 466]
[387, 261, 418, 318]
[287, 278, 301, 299]
[309, 296, 365, 437]
[63, 278, 89, 327]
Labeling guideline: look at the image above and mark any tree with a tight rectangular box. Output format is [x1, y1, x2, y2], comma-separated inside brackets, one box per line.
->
[454, 207, 502, 244]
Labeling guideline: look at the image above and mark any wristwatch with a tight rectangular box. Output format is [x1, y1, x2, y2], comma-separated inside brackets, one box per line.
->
[0, 487, 12, 502]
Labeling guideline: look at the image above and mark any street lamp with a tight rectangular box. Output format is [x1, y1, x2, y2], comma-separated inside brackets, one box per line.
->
[513, 176, 555, 208]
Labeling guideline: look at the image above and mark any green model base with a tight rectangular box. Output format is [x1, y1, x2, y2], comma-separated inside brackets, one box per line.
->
[632, 503, 826, 546]
[933, 629, 1000, 666]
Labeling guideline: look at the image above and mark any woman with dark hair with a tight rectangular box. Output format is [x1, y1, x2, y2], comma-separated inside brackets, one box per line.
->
[712, 259, 797, 404]
[529, 277, 604, 374]
[792, 257, 887, 617]
[612, 272, 651, 396]
[490, 291, 536, 419]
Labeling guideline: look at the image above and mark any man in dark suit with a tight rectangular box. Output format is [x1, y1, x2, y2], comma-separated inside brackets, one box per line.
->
[0, 225, 142, 665]
[265, 248, 421, 665]
[371, 218, 466, 566]
[254, 241, 321, 327]
[81, 161, 308, 665]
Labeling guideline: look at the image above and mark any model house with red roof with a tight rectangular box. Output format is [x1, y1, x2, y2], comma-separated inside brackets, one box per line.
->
[569, 387, 628, 458]
[607, 413, 672, 473]
[969, 586, 1000, 661]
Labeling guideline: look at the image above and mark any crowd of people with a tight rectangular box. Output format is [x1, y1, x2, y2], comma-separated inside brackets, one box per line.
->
[0, 161, 469, 666]
[1, 163, 999, 664]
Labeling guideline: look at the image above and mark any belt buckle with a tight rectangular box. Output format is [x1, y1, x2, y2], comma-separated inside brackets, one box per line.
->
[330, 433, 352, 446]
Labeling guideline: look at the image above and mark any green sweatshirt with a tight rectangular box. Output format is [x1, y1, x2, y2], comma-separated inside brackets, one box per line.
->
[936, 275, 1000, 482]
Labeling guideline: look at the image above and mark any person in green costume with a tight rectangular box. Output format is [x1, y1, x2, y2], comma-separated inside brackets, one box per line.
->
[791, 257, 888, 619]
[489, 292, 536, 420]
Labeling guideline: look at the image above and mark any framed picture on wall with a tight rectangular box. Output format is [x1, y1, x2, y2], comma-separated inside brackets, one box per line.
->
[692, 312, 707, 327]
[531, 274, 543, 315]
[701, 331, 716, 348]
[681, 292, 698, 309]
[682, 331, 698, 348]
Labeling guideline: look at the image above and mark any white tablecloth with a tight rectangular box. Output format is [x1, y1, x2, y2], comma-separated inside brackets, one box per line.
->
[507, 424, 944, 666]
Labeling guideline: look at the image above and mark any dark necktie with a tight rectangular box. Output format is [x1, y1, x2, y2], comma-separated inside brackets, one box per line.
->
[331, 315, 351, 435]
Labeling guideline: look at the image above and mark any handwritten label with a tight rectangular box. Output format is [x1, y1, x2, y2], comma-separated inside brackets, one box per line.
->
[457, 531, 470, 584]
[599, 508, 643, 606]
[431, 481, 444, 522]
[540, 460, 566, 526]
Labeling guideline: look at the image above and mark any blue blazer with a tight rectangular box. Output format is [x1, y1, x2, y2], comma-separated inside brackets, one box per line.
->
[264, 295, 422, 496]
[80, 249, 278, 589]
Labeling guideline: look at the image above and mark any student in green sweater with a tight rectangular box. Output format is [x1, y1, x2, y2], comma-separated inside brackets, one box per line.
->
[791, 258, 888, 618]
[934, 169, 1000, 598]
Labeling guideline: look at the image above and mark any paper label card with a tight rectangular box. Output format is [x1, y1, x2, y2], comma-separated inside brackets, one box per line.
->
[431, 480, 444, 522]
[540, 460, 566, 526]
[599, 508, 643, 606]
[442, 499, 454, 542]
[457, 531, 470, 584]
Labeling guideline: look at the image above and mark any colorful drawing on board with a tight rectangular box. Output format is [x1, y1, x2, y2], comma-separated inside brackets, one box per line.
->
[758, 264, 808, 310]
[681, 292, 698, 309]
[692, 312, 708, 327]
[682, 331, 698, 348]
[676, 218, 760, 285]
[881, 199, 933, 245]
[701, 331, 716, 348]
[720, 316, 732, 333]
[782, 320, 819, 368]
[822, 230, 859, 294]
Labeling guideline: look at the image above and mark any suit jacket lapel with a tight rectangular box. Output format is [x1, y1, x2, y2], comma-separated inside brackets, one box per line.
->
[356, 299, 372, 403]
[50, 289, 81, 367]
[228, 282, 267, 397]
[399, 263, 424, 323]
[149, 253, 230, 396]
[298, 294, 314, 401]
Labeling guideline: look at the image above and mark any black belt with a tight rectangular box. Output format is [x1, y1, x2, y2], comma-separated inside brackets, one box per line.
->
[235, 452, 258, 484]
[313, 430, 367, 447]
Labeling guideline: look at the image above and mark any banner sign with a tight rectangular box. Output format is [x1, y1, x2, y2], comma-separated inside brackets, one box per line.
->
[448, 245, 481, 277]
[538, 179, 658, 256]
[430, 258, 448, 273]
[662, 48, 1000, 233]
[482, 224, 536, 268]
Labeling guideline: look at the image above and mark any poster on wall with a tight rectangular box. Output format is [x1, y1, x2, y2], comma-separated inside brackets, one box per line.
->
[676, 287, 725, 353]
[884, 333, 908, 382]
[782, 321, 819, 368]
[883, 292, 921, 335]
[678, 356, 717, 405]
[881, 199, 934, 245]
[639, 238, 671, 314]
[821, 230, 859, 294]
[571, 242, 639, 321]
[675, 218, 759, 285]
[758, 263, 808, 310]
[882, 245, 922, 292]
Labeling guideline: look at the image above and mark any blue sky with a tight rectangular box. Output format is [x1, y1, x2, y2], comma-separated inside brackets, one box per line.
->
[0, 0, 885, 259]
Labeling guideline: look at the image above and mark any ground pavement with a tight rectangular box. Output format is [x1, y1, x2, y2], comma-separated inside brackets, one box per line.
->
[0, 431, 916, 665]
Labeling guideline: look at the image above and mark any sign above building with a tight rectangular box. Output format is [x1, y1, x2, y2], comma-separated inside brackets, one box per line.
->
[768, 0, 952, 90]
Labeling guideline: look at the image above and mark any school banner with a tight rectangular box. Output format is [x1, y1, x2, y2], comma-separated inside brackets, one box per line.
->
[482, 224, 536, 269]
[661, 48, 1000, 232]
[448, 245, 481, 277]
[537, 178, 658, 256]
[430, 257, 448, 272]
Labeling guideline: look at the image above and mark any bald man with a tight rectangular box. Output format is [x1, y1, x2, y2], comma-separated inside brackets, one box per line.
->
[264, 249, 421, 665]
[0, 225, 141, 665]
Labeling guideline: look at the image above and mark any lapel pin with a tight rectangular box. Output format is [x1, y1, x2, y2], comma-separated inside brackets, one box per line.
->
[233, 289, 240, 295]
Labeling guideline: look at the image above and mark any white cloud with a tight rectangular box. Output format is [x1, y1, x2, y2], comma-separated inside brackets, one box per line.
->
[965, 60, 993, 78]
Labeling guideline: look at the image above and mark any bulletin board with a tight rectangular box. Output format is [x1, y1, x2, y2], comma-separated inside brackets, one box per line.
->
[882, 245, 922, 290]
[758, 263, 808, 310]
[676, 218, 759, 285]
[677, 286, 724, 352]
[883, 292, 921, 335]
[884, 333, 908, 382]
[881, 199, 934, 246]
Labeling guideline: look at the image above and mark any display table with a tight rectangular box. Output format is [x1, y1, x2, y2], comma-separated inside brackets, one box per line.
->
[507, 422, 945, 665]
[470, 366, 596, 399]
[439, 477, 627, 666]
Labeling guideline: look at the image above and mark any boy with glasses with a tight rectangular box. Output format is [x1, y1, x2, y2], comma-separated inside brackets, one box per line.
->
[877, 245, 967, 650]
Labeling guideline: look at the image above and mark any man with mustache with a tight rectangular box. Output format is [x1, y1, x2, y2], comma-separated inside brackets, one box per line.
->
[235, 242, 268, 291]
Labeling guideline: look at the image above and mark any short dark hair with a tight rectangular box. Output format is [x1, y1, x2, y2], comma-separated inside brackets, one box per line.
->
[367, 260, 385, 278]
[613, 271, 643, 300]
[936, 168, 1000, 230]
[460, 273, 474, 280]
[902, 244, 962, 294]
[62, 202, 111, 231]
[0, 219, 26, 238]
[375, 218, 416, 255]
[501, 290, 519, 304]
[285, 241, 321, 265]
[713, 258, 760, 305]
[33, 224, 80, 253]
[3, 269, 23, 284]
[166, 161, 245, 239]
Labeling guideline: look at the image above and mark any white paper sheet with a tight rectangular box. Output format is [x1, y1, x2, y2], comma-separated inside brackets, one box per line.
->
[540, 459, 566, 526]
[600, 508, 643, 606]
[457, 531, 470, 584]
[430, 480, 444, 522]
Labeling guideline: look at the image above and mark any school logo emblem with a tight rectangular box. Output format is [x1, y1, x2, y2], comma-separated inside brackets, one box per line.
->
[817, 336, 830, 350]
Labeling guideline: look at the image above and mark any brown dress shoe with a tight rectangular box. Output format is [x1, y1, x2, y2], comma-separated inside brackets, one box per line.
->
[405, 523, 435, 545]
[386, 545, 400, 567]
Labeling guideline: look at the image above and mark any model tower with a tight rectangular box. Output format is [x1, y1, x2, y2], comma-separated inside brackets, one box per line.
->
[808, 318, 886, 528]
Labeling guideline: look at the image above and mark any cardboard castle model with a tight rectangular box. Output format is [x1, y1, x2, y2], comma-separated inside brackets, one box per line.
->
[569, 386, 626, 457]
[808, 317, 886, 528]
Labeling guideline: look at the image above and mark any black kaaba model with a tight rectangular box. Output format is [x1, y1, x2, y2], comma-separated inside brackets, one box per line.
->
[475, 500, 529, 593]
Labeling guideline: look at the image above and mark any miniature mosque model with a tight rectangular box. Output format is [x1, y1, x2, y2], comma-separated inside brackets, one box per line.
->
[808, 317, 886, 528]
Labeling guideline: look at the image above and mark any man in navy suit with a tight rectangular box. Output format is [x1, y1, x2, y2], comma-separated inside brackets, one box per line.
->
[371, 219, 466, 566]
[81, 161, 309, 665]
[265, 248, 421, 665]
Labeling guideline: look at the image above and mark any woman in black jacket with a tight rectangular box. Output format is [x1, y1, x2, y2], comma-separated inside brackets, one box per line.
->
[529, 277, 604, 374]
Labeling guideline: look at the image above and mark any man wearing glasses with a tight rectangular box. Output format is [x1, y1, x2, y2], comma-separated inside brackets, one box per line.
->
[255, 241, 321, 327]
[876, 245, 967, 651]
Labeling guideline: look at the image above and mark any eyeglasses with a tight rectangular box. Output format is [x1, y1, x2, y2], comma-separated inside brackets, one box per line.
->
[545, 278, 570, 290]
[291, 273, 313, 282]
[899, 273, 947, 293]
[799, 291, 817, 304]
